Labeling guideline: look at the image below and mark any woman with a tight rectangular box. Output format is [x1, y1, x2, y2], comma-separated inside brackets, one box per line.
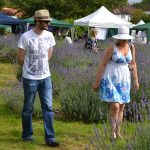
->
[85, 28, 98, 53]
[92, 26, 139, 140]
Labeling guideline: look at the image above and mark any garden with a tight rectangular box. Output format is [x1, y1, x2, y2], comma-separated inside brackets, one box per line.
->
[0, 35, 150, 150]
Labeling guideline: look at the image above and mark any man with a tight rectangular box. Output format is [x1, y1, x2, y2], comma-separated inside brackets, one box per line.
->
[17, 9, 59, 147]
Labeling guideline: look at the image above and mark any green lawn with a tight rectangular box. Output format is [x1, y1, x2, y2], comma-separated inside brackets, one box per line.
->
[0, 96, 95, 150]
[0, 63, 138, 150]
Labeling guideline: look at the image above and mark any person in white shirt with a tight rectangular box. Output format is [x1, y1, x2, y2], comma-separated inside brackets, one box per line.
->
[17, 9, 59, 147]
[63, 32, 73, 46]
[64, 36, 73, 45]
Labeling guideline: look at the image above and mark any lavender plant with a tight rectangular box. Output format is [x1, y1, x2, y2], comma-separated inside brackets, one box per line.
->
[87, 121, 150, 150]
[1, 37, 150, 123]
[128, 123, 150, 150]
[0, 35, 18, 63]
[0, 81, 42, 118]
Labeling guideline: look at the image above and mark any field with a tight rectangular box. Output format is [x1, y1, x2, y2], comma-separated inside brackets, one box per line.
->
[0, 37, 150, 150]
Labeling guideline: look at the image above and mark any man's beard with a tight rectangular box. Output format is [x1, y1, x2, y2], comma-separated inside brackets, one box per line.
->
[39, 25, 46, 31]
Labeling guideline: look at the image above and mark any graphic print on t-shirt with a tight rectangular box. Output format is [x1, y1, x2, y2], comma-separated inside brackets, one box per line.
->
[28, 38, 48, 75]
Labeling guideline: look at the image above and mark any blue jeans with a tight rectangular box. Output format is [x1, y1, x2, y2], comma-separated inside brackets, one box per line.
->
[22, 77, 55, 142]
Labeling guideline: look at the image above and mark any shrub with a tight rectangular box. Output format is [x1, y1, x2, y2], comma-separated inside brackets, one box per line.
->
[128, 123, 150, 150]
[60, 81, 108, 123]
[0, 81, 42, 118]
[0, 46, 17, 63]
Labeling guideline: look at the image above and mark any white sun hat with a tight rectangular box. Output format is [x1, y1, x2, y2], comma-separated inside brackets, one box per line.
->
[112, 26, 133, 40]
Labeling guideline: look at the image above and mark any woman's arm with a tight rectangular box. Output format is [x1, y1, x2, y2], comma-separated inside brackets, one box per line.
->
[92, 45, 113, 91]
[131, 44, 139, 90]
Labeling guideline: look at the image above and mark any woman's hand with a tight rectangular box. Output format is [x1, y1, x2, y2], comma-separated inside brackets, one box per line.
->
[134, 80, 139, 90]
[92, 81, 99, 92]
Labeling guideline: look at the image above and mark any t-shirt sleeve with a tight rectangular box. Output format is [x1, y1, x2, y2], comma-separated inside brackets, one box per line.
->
[17, 35, 27, 50]
[49, 33, 56, 48]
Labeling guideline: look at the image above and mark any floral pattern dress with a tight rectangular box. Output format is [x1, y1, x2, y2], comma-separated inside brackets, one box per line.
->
[99, 45, 132, 104]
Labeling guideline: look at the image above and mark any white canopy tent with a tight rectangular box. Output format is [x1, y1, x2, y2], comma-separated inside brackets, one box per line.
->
[74, 6, 132, 28]
[136, 20, 145, 26]
[132, 20, 146, 43]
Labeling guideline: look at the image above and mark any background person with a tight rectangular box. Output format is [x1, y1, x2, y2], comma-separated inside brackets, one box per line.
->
[63, 32, 73, 46]
[85, 28, 98, 53]
[17, 9, 59, 147]
[92, 26, 139, 140]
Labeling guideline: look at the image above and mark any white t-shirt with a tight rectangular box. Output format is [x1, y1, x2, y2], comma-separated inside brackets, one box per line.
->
[18, 29, 56, 80]
[64, 36, 73, 45]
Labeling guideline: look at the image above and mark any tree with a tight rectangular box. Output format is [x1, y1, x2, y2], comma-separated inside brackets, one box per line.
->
[7, 0, 128, 19]
[132, 0, 150, 11]
[103, 0, 128, 11]
[0, 0, 5, 9]
[141, 14, 150, 23]
[130, 9, 145, 24]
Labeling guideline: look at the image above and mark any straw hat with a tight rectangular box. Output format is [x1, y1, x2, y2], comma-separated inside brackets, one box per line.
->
[112, 26, 133, 40]
[34, 9, 52, 21]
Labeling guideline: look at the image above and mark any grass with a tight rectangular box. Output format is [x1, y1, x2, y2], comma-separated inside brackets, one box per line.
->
[0, 95, 138, 150]
[0, 63, 94, 150]
[0, 95, 95, 150]
[0, 63, 142, 150]
[0, 63, 17, 89]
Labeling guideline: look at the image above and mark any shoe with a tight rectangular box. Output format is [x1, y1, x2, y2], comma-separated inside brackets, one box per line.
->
[46, 141, 60, 147]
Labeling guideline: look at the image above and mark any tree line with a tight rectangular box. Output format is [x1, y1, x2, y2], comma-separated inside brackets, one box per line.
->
[1, 0, 128, 19]
[1, 0, 150, 24]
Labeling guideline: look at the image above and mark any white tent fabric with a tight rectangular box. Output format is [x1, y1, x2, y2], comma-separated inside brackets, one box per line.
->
[96, 28, 108, 40]
[132, 20, 146, 43]
[74, 6, 132, 28]
[136, 20, 145, 26]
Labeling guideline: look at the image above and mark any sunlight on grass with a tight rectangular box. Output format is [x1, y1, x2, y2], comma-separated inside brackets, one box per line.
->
[0, 63, 17, 89]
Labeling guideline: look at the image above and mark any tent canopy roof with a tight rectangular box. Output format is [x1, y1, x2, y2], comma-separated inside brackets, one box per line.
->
[0, 24, 11, 28]
[0, 13, 25, 25]
[132, 22, 150, 30]
[23, 17, 73, 28]
[136, 20, 145, 26]
[74, 6, 132, 28]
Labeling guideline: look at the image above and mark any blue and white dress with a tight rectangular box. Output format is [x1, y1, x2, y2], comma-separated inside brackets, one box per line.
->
[99, 45, 132, 104]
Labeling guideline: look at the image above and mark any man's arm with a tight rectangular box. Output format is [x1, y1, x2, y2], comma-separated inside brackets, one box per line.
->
[17, 48, 25, 65]
[48, 47, 53, 60]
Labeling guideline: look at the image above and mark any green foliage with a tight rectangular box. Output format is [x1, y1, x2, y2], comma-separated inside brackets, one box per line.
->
[0, 28, 7, 35]
[0, 0, 5, 8]
[103, 0, 128, 11]
[141, 14, 150, 23]
[0, 45, 17, 63]
[132, 0, 150, 11]
[130, 123, 150, 150]
[9, 0, 128, 19]
[130, 9, 145, 24]
[51, 71, 63, 98]
[60, 82, 108, 123]
[0, 82, 43, 118]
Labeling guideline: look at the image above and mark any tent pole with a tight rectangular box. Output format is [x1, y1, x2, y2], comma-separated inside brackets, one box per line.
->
[71, 27, 74, 41]
[88, 27, 89, 36]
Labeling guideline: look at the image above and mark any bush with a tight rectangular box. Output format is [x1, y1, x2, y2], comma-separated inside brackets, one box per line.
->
[129, 123, 150, 150]
[0, 46, 17, 63]
[0, 81, 42, 118]
[60, 82, 108, 123]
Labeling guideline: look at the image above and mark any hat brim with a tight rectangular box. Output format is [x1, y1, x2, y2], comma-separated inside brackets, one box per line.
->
[112, 34, 133, 40]
[34, 17, 52, 21]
